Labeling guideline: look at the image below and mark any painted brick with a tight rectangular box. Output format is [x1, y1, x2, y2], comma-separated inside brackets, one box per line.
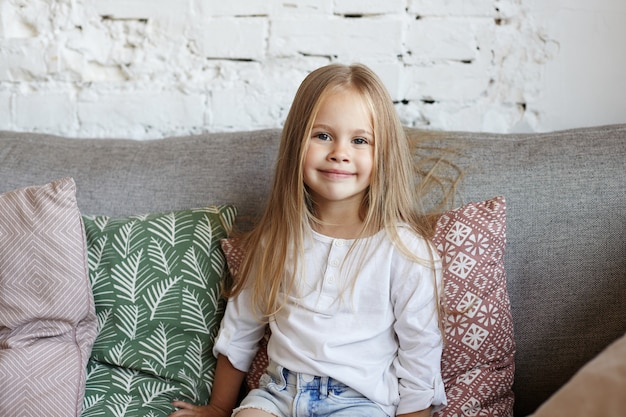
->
[255, 57, 332, 109]
[404, 62, 492, 101]
[211, 85, 265, 130]
[418, 101, 523, 133]
[406, 18, 490, 63]
[94, 0, 193, 20]
[209, 59, 323, 130]
[58, 43, 128, 82]
[189, 17, 267, 60]
[0, 3, 37, 39]
[92, 0, 195, 38]
[407, 0, 495, 17]
[78, 89, 205, 139]
[334, 0, 406, 15]
[62, 25, 114, 70]
[269, 0, 333, 15]
[194, 0, 269, 17]
[0, 40, 49, 81]
[0, 0, 55, 41]
[271, 17, 403, 60]
[494, 1, 523, 19]
[0, 0, 602, 138]
[15, 91, 75, 132]
[363, 62, 404, 101]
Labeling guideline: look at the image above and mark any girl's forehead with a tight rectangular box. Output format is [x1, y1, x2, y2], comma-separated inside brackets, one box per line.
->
[316, 89, 374, 120]
[320, 85, 367, 103]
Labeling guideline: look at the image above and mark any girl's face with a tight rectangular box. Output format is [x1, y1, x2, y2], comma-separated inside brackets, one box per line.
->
[303, 88, 374, 213]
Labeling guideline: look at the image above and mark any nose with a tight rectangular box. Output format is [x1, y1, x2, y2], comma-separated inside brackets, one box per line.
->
[328, 141, 349, 162]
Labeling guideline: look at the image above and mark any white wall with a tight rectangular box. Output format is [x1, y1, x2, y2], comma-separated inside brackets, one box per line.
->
[524, 0, 626, 132]
[0, 0, 624, 139]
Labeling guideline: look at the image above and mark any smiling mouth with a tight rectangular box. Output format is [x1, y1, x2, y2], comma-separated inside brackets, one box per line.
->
[319, 169, 354, 179]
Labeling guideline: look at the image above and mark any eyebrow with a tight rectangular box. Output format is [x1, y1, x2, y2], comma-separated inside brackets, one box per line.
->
[312, 124, 374, 138]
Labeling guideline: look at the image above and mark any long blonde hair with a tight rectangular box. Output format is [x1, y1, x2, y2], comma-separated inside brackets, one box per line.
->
[228, 63, 448, 320]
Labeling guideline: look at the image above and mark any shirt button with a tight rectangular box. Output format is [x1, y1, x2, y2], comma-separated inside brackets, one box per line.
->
[334, 239, 344, 247]
[327, 275, 335, 284]
[330, 259, 340, 267]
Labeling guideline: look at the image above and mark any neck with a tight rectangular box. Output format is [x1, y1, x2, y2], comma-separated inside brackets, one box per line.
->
[311, 201, 365, 239]
[313, 220, 364, 239]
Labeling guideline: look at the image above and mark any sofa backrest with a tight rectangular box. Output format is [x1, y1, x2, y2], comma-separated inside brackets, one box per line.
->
[0, 129, 280, 230]
[1, 124, 625, 416]
[415, 125, 626, 415]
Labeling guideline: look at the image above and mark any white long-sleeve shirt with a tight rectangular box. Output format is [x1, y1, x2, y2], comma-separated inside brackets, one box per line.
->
[213, 225, 447, 416]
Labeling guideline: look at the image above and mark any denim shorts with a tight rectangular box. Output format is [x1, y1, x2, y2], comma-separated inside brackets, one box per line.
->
[233, 361, 389, 417]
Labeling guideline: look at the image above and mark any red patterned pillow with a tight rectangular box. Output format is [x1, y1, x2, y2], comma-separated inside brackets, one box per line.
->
[432, 196, 515, 417]
[221, 196, 515, 416]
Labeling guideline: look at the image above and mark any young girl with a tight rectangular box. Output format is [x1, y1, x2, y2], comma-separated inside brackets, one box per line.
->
[170, 63, 447, 417]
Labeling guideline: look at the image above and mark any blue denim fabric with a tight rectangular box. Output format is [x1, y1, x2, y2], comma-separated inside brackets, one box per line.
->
[234, 362, 389, 417]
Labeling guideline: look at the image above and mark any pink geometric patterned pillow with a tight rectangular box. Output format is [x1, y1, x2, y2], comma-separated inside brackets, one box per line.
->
[432, 196, 515, 417]
[0, 178, 98, 417]
[221, 196, 515, 416]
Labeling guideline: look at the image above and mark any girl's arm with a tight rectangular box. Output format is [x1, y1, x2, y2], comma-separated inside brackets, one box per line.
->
[169, 354, 245, 417]
[392, 231, 446, 415]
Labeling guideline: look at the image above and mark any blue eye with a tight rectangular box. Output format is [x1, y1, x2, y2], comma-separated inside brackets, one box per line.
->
[353, 137, 368, 145]
[315, 133, 330, 141]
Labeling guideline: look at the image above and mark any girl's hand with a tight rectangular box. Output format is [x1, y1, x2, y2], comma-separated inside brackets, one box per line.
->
[169, 401, 230, 417]
[168, 354, 245, 417]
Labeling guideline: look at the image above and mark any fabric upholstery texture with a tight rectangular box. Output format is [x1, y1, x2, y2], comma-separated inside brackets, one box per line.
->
[0, 178, 98, 417]
[529, 332, 626, 417]
[81, 206, 236, 417]
[1, 124, 625, 415]
[222, 197, 514, 416]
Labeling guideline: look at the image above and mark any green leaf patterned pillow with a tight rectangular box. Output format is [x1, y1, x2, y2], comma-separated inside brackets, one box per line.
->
[81, 205, 236, 417]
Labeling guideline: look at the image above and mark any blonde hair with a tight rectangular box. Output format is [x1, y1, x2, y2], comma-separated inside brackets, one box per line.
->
[228, 63, 449, 321]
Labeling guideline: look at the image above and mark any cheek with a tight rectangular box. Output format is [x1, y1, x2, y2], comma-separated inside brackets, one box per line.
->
[303, 143, 324, 168]
[362, 154, 375, 181]
[303, 171, 313, 188]
[302, 150, 315, 186]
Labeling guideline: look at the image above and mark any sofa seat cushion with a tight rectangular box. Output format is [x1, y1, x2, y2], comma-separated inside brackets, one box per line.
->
[529, 331, 626, 417]
[0, 178, 98, 417]
[81, 205, 236, 417]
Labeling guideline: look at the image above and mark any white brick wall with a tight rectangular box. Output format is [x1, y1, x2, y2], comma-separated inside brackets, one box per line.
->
[0, 0, 623, 139]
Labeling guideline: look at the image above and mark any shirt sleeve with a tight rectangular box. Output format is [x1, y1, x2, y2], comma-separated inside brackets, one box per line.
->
[391, 231, 447, 415]
[213, 286, 267, 372]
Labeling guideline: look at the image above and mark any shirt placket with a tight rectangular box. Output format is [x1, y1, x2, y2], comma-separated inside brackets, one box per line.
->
[320, 238, 348, 303]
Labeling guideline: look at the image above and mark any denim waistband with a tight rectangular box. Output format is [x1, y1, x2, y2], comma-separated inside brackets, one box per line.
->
[271, 361, 348, 395]
[257, 361, 388, 417]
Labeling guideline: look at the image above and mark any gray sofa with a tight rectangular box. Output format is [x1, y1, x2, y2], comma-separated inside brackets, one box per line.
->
[1, 124, 625, 416]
